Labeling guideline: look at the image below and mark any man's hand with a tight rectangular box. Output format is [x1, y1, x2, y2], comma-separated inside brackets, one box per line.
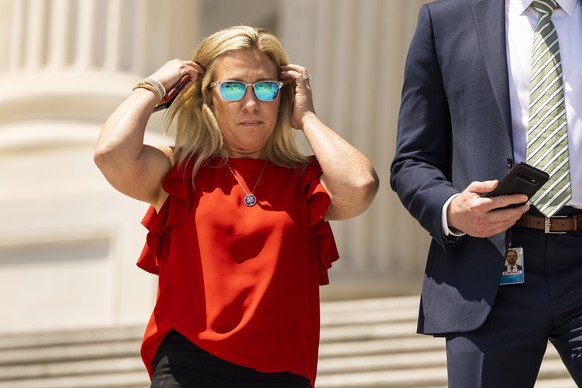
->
[447, 180, 529, 238]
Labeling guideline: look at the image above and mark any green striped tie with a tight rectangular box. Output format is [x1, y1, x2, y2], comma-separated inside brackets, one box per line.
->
[526, 0, 571, 217]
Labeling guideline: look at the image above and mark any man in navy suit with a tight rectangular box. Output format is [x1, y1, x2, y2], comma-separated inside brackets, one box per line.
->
[390, 0, 582, 386]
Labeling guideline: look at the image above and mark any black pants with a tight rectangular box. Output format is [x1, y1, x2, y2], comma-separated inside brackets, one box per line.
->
[151, 330, 311, 388]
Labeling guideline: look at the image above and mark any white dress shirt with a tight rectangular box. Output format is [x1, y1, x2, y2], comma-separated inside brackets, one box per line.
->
[443, 0, 582, 236]
[506, 0, 582, 209]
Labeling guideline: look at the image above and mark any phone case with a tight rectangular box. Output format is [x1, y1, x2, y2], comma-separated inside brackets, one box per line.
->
[154, 74, 191, 112]
[485, 162, 549, 199]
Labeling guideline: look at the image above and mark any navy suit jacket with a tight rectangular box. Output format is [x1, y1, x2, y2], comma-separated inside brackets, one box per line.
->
[390, 0, 516, 335]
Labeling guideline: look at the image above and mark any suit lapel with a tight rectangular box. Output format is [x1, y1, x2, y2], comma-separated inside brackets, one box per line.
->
[472, 0, 513, 147]
[472, 0, 514, 256]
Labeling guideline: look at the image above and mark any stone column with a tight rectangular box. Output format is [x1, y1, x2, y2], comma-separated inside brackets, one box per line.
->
[278, 0, 430, 298]
[0, 0, 200, 125]
[0, 0, 200, 333]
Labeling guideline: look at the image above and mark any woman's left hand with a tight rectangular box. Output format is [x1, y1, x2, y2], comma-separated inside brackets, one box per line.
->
[280, 64, 316, 130]
[280, 65, 379, 221]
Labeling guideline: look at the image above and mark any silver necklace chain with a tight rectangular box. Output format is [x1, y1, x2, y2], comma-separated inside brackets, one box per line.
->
[225, 160, 268, 207]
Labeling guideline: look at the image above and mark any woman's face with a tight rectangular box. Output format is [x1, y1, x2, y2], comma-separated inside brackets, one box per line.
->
[211, 50, 281, 159]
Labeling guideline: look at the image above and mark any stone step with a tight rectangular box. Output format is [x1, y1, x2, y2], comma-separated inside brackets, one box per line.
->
[320, 296, 420, 326]
[318, 350, 446, 374]
[0, 325, 143, 350]
[317, 350, 568, 387]
[0, 356, 143, 381]
[534, 378, 578, 388]
[0, 340, 140, 366]
[317, 365, 448, 388]
[0, 296, 574, 388]
[0, 371, 149, 388]
[319, 337, 443, 357]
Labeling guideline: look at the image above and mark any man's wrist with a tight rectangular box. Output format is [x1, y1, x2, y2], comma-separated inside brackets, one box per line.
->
[442, 194, 465, 237]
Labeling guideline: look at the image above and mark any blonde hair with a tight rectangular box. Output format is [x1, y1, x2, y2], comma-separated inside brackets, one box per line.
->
[165, 25, 308, 182]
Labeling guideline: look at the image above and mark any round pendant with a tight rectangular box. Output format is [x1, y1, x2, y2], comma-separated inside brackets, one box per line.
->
[244, 194, 257, 207]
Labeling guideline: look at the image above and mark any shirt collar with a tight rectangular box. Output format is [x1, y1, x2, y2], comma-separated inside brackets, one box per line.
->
[513, 0, 577, 16]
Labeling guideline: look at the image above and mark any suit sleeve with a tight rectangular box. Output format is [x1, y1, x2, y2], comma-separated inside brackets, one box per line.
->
[390, 4, 461, 247]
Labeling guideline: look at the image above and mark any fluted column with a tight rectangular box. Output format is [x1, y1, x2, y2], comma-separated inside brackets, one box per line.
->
[0, 0, 201, 126]
[0, 0, 201, 333]
[279, 0, 429, 296]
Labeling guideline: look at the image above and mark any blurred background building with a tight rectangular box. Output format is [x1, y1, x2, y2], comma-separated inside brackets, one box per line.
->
[0, 0, 428, 334]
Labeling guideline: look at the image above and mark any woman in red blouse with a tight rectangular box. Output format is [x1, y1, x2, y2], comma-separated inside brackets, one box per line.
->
[95, 26, 378, 388]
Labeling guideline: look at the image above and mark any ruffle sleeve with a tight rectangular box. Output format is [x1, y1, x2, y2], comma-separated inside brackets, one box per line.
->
[301, 158, 340, 285]
[136, 162, 193, 275]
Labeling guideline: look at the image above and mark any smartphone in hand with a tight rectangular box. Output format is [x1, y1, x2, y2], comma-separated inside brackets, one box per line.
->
[485, 162, 549, 206]
[154, 74, 191, 112]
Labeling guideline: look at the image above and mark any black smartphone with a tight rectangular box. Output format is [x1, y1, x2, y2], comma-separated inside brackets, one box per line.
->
[154, 74, 191, 112]
[485, 162, 549, 203]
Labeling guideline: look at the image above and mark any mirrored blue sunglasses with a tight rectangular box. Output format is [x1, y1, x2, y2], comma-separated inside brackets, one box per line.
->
[209, 80, 284, 102]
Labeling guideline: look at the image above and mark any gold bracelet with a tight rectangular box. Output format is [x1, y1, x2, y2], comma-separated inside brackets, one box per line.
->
[143, 78, 166, 98]
[133, 82, 163, 104]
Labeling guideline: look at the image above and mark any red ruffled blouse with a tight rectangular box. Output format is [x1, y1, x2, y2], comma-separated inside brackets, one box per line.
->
[136, 156, 339, 387]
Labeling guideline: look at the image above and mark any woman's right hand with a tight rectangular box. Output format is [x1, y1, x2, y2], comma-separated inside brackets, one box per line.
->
[94, 59, 205, 207]
[147, 59, 205, 95]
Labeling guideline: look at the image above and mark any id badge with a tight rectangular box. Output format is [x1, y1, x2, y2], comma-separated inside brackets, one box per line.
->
[500, 247, 525, 285]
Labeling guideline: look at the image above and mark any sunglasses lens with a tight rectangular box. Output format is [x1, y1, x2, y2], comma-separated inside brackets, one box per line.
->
[220, 81, 246, 101]
[217, 81, 281, 101]
[254, 81, 281, 101]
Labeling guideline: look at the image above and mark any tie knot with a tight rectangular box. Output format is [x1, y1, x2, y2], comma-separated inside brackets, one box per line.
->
[532, 0, 558, 15]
